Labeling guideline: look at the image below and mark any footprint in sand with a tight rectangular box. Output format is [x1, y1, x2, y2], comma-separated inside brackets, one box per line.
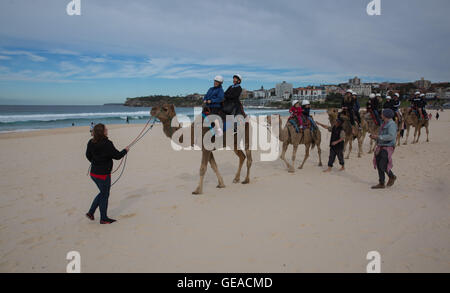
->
[120, 213, 136, 219]
[21, 218, 45, 225]
[126, 194, 142, 199]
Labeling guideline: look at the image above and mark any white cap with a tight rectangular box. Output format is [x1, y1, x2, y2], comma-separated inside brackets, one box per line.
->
[415, 91, 421, 95]
[214, 75, 224, 83]
[369, 94, 376, 98]
[394, 93, 400, 97]
[233, 74, 242, 82]
[292, 100, 299, 106]
[420, 93, 425, 97]
[302, 100, 310, 106]
[386, 96, 392, 100]
[376, 93, 381, 97]
[346, 89, 353, 94]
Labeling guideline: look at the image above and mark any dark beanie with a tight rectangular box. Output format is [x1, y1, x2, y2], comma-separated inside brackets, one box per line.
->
[382, 109, 395, 119]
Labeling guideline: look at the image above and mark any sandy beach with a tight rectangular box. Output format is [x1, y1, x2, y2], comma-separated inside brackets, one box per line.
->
[0, 111, 449, 273]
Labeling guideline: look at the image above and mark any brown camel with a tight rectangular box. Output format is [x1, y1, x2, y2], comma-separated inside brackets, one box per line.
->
[361, 110, 380, 153]
[327, 108, 368, 158]
[400, 107, 430, 145]
[269, 114, 322, 173]
[150, 104, 252, 195]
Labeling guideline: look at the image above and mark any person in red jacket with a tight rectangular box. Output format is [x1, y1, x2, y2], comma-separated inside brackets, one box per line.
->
[289, 100, 303, 130]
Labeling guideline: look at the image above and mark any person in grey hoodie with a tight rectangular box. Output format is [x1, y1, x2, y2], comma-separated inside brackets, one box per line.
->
[370, 109, 398, 189]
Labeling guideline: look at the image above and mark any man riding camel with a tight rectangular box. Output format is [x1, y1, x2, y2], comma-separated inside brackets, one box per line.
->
[301, 100, 318, 131]
[223, 74, 244, 116]
[367, 93, 381, 126]
[341, 90, 357, 127]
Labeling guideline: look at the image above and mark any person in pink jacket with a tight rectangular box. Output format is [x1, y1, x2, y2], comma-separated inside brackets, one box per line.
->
[289, 100, 303, 130]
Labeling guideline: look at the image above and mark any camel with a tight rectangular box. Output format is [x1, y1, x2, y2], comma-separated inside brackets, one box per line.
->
[361, 110, 380, 153]
[327, 108, 368, 159]
[400, 107, 430, 144]
[269, 114, 322, 173]
[150, 104, 252, 195]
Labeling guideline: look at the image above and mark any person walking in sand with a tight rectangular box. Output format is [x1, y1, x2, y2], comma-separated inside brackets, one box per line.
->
[85, 123, 129, 224]
[317, 118, 345, 172]
[90, 122, 94, 136]
[370, 109, 398, 189]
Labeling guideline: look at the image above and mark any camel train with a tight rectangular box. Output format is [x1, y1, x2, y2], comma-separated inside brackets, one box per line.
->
[150, 103, 430, 194]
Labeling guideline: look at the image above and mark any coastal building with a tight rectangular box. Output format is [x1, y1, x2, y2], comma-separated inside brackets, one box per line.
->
[294, 86, 326, 101]
[275, 81, 293, 100]
[349, 76, 361, 86]
[415, 77, 432, 90]
[350, 84, 372, 97]
[253, 86, 267, 99]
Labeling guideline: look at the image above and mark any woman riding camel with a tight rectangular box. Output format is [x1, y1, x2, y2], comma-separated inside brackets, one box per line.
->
[203, 75, 225, 136]
[85, 124, 129, 224]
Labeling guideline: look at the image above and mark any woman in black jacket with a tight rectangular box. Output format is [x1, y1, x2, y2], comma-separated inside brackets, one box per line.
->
[223, 74, 244, 116]
[85, 123, 129, 224]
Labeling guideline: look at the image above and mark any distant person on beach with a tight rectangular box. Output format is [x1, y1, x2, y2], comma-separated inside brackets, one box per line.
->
[85, 123, 129, 224]
[370, 109, 397, 189]
[126, 117, 129, 124]
[436, 112, 440, 120]
[72, 123, 75, 127]
[317, 118, 345, 173]
[90, 122, 94, 135]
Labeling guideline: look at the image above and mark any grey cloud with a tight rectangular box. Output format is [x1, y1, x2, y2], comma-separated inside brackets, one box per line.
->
[0, 0, 449, 82]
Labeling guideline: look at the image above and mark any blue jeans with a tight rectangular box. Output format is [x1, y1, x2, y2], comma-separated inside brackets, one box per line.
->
[88, 175, 111, 221]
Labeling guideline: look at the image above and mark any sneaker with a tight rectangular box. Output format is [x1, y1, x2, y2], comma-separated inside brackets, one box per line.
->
[387, 175, 397, 187]
[371, 183, 385, 189]
[100, 218, 117, 224]
[85, 213, 94, 221]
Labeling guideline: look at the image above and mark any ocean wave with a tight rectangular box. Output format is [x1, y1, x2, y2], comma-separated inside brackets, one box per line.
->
[0, 111, 151, 123]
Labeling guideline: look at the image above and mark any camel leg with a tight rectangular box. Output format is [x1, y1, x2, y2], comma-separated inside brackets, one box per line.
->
[413, 127, 419, 144]
[233, 150, 246, 183]
[368, 138, 374, 154]
[209, 153, 225, 189]
[289, 144, 298, 172]
[403, 126, 410, 145]
[317, 144, 323, 167]
[345, 139, 352, 159]
[425, 125, 429, 142]
[192, 151, 211, 195]
[357, 136, 363, 158]
[299, 144, 310, 169]
[416, 127, 422, 143]
[280, 142, 292, 171]
[242, 150, 252, 184]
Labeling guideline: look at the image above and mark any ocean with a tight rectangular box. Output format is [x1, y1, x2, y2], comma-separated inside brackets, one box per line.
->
[0, 105, 322, 133]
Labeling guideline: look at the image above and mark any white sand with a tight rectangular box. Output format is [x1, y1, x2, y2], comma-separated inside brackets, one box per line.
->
[0, 111, 449, 273]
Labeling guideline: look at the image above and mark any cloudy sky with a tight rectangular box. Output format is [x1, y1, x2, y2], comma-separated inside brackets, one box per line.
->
[0, 0, 449, 105]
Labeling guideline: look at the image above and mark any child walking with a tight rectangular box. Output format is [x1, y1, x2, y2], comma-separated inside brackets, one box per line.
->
[317, 119, 345, 172]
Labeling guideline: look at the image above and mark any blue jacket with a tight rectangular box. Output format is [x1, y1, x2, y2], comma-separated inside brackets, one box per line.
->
[203, 86, 224, 108]
[377, 119, 397, 147]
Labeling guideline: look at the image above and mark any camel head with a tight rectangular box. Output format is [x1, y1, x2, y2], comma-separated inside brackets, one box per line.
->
[150, 104, 176, 123]
[327, 108, 339, 123]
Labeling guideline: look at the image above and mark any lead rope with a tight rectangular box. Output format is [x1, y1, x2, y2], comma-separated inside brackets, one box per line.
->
[87, 112, 160, 187]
